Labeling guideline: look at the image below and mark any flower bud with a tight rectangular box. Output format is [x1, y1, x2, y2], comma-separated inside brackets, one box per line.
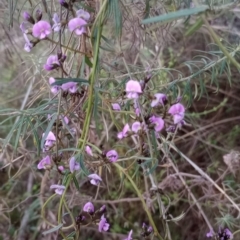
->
[35, 9, 42, 22]
[59, 0, 69, 8]
[23, 11, 35, 24]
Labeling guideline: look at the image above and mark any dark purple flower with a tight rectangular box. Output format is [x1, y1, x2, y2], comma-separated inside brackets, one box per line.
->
[23, 11, 35, 24]
[98, 215, 110, 232]
[35, 9, 42, 22]
[106, 150, 118, 162]
[68, 18, 87, 35]
[59, 0, 69, 8]
[83, 202, 94, 214]
[32, 20, 51, 39]
[44, 55, 60, 71]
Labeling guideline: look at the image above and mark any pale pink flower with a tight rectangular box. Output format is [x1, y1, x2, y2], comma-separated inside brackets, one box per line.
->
[124, 230, 133, 240]
[88, 173, 102, 186]
[69, 157, 80, 173]
[23, 33, 33, 52]
[32, 20, 51, 39]
[149, 116, 164, 132]
[83, 202, 94, 214]
[37, 155, 51, 169]
[20, 22, 27, 33]
[168, 103, 185, 124]
[85, 146, 93, 156]
[43, 131, 56, 147]
[111, 103, 121, 111]
[98, 215, 110, 232]
[49, 77, 60, 94]
[125, 80, 142, 99]
[117, 124, 130, 139]
[44, 55, 60, 71]
[106, 150, 118, 162]
[62, 116, 69, 125]
[52, 13, 61, 32]
[151, 93, 167, 107]
[131, 121, 141, 133]
[76, 9, 90, 21]
[61, 82, 78, 93]
[68, 18, 87, 35]
[50, 184, 65, 195]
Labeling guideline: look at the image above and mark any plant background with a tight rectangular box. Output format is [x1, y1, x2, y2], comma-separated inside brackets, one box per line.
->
[1, 0, 240, 240]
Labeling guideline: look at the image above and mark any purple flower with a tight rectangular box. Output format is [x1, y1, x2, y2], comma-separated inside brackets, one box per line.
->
[224, 228, 233, 239]
[52, 13, 61, 32]
[124, 230, 133, 240]
[149, 116, 164, 132]
[23, 33, 33, 52]
[69, 157, 80, 173]
[131, 121, 141, 133]
[168, 103, 185, 124]
[62, 116, 69, 125]
[111, 103, 121, 111]
[59, 0, 69, 8]
[83, 202, 94, 214]
[85, 146, 93, 156]
[76, 9, 90, 21]
[61, 82, 78, 93]
[35, 9, 42, 22]
[206, 230, 213, 238]
[68, 18, 87, 35]
[125, 80, 142, 99]
[99, 205, 106, 213]
[32, 20, 51, 39]
[37, 155, 51, 169]
[23, 11, 35, 24]
[49, 77, 60, 94]
[50, 184, 65, 195]
[44, 55, 60, 71]
[98, 215, 110, 232]
[43, 131, 56, 147]
[88, 173, 102, 186]
[58, 166, 64, 172]
[20, 22, 27, 33]
[117, 124, 130, 139]
[151, 93, 167, 107]
[106, 150, 118, 162]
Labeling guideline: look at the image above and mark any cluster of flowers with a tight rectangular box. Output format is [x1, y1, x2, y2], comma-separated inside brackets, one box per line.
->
[38, 130, 119, 194]
[112, 79, 186, 139]
[206, 228, 233, 240]
[20, 3, 90, 52]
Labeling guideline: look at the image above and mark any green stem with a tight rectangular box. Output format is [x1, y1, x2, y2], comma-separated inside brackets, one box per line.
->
[114, 163, 163, 240]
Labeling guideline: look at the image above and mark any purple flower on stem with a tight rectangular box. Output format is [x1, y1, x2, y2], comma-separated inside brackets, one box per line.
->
[32, 20, 51, 39]
[168, 103, 185, 124]
[61, 82, 78, 93]
[58, 166, 64, 172]
[117, 124, 130, 139]
[76, 9, 90, 21]
[23, 11, 35, 24]
[131, 121, 141, 133]
[50, 184, 65, 195]
[85, 146, 93, 156]
[43, 131, 56, 148]
[111, 103, 121, 111]
[69, 157, 80, 173]
[44, 55, 60, 71]
[125, 80, 142, 99]
[124, 230, 133, 240]
[98, 215, 110, 232]
[37, 155, 51, 169]
[83, 202, 94, 214]
[151, 93, 167, 107]
[23, 33, 33, 52]
[52, 13, 61, 32]
[106, 150, 118, 162]
[88, 173, 102, 186]
[68, 18, 87, 35]
[149, 116, 164, 132]
[49, 77, 60, 94]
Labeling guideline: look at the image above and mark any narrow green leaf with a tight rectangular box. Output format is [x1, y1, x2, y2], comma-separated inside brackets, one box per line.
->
[72, 175, 80, 191]
[42, 223, 63, 236]
[185, 18, 203, 36]
[53, 78, 89, 86]
[142, 6, 208, 24]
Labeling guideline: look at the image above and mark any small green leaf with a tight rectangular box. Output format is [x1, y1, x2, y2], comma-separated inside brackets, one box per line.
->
[42, 224, 63, 236]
